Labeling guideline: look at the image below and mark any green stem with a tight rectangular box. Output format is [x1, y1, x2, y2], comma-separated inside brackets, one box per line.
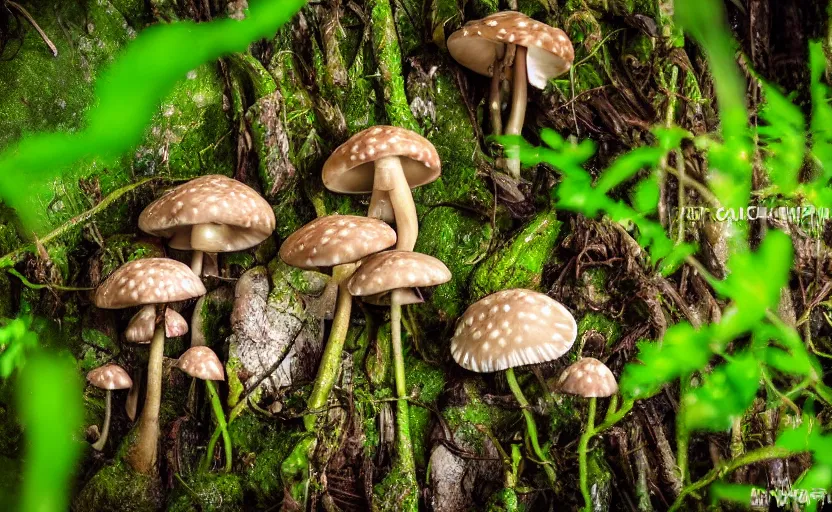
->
[304, 264, 355, 431]
[505, 367, 556, 486]
[127, 323, 165, 474]
[677, 375, 691, 485]
[578, 397, 597, 511]
[391, 290, 416, 477]
[668, 445, 794, 511]
[201, 380, 232, 473]
[91, 390, 111, 451]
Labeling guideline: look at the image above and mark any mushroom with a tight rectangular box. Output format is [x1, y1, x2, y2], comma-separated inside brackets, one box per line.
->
[86, 363, 133, 451]
[557, 357, 618, 510]
[138, 175, 276, 276]
[450, 288, 577, 485]
[125, 305, 189, 343]
[279, 215, 397, 430]
[447, 12, 574, 177]
[322, 126, 441, 251]
[94, 258, 206, 474]
[175, 346, 231, 473]
[348, 250, 451, 476]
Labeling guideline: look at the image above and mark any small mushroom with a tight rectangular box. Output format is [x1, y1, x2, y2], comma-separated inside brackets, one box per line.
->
[323, 126, 441, 251]
[348, 250, 451, 477]
[175, 346, 232, 472]
[125, 305, 189, 343]
[95, 258, 206, 474]
[558, 357, 618, 509]
[280, 215, 397, 430]
[557, 357, 618, 398]
[138, 175, 276, 276]
[449, 288, 577, 486]
[86, 364, 132, 451]
[448, 12, 574, 177]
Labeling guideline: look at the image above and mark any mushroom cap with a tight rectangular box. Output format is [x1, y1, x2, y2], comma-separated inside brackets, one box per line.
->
[95, 258, 207, 309]
[348, 251, 451, 297]
[176, 346, 225, 381]
[322, 126, 441, 194]
[557, 357, 618, 397]
[279, 215, 397, 271]
[165, 309, 189, 338]
[87, 364, 133, 390]
[450, 289, 577, 373]
[447, 11, 574, 89]
[125, 305, 157, 343]
[138, 175, 276, 252]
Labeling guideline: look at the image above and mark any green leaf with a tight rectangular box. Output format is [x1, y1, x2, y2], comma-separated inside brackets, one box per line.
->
[682, 353, 761, 431]
[595, 146, 665, 194]
[0, 318, 39, 378]
[632, 176, 660, 214]
[619, 323, 712, 399]
[757, 83, 805, 194]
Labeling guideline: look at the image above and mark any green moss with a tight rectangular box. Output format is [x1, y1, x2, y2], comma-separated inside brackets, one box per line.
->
[168, 473, 243, 512]
[470, 209, 561, 300]
[369, 0, 419, 132]
[443, 381, 512, 452]
[373, 462, 419, 512]
[586, 448, 613, 511]
[225, 357, 247, 409]
[577, 312, 622, 349]
[74, 460, 162, 511]
[99, 235, 164, 277]
[412, 207, 492, 334]
[78, 327, 120, 372]
[0, 272, 14, 318]
[195, 288, 234, 350]
[405, 355, 446, 467]
[366, 323, 392, 388]
[486, 488, 520, 512]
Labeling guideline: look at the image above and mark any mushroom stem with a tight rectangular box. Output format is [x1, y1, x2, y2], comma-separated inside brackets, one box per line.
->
[489, 57, 504, 136]
[125, 369, 141, 421]
[190, 250, 204, 276]
[578, 397, 597, 511]
[374, 156, 419, 251]
[91, 390, 112, 451]
[127, 323, 165, 474]
[304, 263, 357, 431]
[504, 45, 528, 179]
[505, 367, 556, 486]
[201, 380, 232, 473]
[390, 289, 417, 476]
[368, 189, 396, 223]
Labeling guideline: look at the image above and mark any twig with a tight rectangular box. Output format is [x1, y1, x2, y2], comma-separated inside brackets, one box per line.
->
[0, 177, 163, 269]
[668, 445, 794, 511]
[7, 1, 58, 57]
[6, 268, 93, 292]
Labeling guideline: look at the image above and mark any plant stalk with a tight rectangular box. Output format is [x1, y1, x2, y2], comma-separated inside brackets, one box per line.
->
[201, 380, 232, 473]
[304, 263, 356, 431]
[91, 390, 112, 451]
[391, 289, 416, 476]
[127, 323, 165, 474]
[505, 367, 556, 486]
[578, 397, 597, 511]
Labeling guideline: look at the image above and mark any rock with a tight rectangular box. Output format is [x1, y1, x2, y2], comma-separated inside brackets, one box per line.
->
[226, 265, 323, 399]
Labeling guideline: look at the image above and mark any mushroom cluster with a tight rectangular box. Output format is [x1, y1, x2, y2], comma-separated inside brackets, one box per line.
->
[279, 125, 451, 485]
[90, 175, 275, 475]
[448, 12, 574, 178]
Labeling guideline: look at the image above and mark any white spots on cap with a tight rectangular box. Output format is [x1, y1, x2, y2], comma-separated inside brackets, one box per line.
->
[449, 288, 578, 373]
[94, 258, 206, 309]
[279, 215, 398, 271]
[558, 357, 618, 397]
[348, 251, 451, 297]
[87, 364, 133, 390]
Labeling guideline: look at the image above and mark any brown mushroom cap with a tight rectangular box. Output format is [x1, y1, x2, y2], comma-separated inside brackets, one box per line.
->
[322, 126, 441, 194]
[95, 258, 206, 310]
[450, 289, 577, 373]
[165, 309, 189, 338]
[176, 346, 225, 381]
[125, 306, 189, 343]
[138, 175, 276, 252]
[447, 11, 574, 89]
[279, 215, 397, 271]
[87, 364, 133, 390]
[348, 251, 451, 297]
[557, 357, 618, 398]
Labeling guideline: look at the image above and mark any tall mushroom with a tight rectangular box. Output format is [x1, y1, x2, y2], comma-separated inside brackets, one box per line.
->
[448, 12, 574, 177]
[322, 126, 441, 251]
[450, 288, 577, 485]
[348, 251, 451, 477]
[94, 258, 206, 474]
[86, 363, 133, 451]
[557, 357, 618, 510]
[175, 346, 231, 473]
[138, 175, 276, 276]
[279, 215, 397, 430]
